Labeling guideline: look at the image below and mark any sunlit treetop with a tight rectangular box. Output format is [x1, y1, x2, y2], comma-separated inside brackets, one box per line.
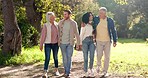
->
[114, 0, 128, 5]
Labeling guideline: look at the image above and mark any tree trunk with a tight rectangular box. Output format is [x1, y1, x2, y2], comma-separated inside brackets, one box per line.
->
[24, 0, 42, 33]
[23, 0, 42, 45]
[1, 0, 22, 56]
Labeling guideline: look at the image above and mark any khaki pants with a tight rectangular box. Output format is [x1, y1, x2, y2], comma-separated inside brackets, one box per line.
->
[96, 41, 111, 72]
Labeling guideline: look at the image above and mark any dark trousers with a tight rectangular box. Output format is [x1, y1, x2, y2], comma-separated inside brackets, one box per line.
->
[44, 43, 59, 70]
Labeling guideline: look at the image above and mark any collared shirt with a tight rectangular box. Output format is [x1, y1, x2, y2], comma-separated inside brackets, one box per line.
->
[96, 18, 110, 41]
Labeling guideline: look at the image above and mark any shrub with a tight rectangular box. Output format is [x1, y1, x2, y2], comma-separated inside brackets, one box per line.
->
[0, 19, 4, 48]
[129, 20, 148, 39]
[18, 20, 39, 48]
[16, 7, 39, 48]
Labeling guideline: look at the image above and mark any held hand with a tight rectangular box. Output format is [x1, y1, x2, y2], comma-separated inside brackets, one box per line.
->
[76, 45, 80, 50]
[113, 42, 117, 47]
[79, 45, 82, 49]
[40, 45, 43, 51]
[93, 39, 96, 42]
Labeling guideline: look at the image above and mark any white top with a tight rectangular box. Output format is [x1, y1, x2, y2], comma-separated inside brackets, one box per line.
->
[44, 22, 58, 43]
[80, 24, 93, 45]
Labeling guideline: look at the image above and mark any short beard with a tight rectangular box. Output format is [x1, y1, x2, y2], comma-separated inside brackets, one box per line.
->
[64, 17, 70, 20]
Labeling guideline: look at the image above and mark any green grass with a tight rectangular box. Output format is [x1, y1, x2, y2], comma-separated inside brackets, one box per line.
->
[0, 46, 63, 66]
[94, 38, 148, 77]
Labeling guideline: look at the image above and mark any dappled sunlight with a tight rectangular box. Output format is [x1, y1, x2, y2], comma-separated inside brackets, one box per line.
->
[0, 0, 148, 77]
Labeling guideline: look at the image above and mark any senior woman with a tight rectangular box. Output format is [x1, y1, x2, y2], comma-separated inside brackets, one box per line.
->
[40, 12, 60, 77]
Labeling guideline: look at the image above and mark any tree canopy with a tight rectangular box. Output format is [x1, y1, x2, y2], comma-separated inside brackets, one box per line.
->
[0, 0, 148, 55]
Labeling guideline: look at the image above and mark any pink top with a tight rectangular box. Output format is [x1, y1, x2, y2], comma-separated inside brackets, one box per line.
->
[51, 25, 58, 43]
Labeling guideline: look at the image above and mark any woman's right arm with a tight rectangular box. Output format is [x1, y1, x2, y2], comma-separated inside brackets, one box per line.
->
[80, 25, 86, 45]
[40, 25, 47, 51]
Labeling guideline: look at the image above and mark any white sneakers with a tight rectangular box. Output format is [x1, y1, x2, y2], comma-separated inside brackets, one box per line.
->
[55, 71, 60, 76]
[42, 69, 60, 77]
[90, 69, 94, 77]
[84, 69, 94, 77]
[84, 72, 89, 77]
[96, 67, 109, 78]
[101, 71, 109, 77]
[42, 70, 48, 78]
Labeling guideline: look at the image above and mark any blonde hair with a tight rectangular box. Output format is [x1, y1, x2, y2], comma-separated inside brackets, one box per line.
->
[46, 12, 55, 23]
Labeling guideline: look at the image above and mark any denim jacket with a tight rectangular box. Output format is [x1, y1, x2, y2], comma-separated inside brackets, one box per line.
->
[93, 16, 118, 42]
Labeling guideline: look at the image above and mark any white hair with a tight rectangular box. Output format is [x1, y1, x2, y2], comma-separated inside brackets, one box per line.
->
[99, 7, 107, 12]
[46, 12, 55, 23]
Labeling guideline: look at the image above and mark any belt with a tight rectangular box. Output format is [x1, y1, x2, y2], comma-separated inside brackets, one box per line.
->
[86, 36, 93, 39]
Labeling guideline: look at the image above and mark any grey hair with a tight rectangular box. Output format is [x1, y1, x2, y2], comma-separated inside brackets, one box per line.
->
[46, 12, 55, 23]
[99, 7, 107, 12]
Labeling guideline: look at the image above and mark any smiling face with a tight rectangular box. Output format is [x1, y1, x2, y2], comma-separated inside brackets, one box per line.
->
[49, 15, 55, 22]
[99, 9, 107, 18]
[63, 12, 70, 20]
[89, 13, 93, 21]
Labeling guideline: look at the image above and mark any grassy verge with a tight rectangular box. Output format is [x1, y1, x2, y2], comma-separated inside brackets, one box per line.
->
[0, 46, 63, 66]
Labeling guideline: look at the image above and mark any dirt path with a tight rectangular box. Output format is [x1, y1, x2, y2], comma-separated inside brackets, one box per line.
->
[0, 51, 84, 78]
[0, 51, 145, 78]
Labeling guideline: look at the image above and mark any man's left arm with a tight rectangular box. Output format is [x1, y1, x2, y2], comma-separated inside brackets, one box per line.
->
[73, 21, 80, 46]
[110, 19, 118, 47]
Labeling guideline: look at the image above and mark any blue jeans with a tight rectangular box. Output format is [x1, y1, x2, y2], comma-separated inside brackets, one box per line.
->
[60, 43, 73, 75]
[44, 43, 59, 71]
[82, 37, 95, 72]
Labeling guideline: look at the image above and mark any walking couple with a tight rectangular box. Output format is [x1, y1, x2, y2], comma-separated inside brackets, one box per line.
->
[40, 7, 117, 78]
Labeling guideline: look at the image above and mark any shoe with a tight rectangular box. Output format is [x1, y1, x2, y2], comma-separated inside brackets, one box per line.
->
[87, 69, 91, 76]
[55, 71, 60, 76]
[84, 72, 89, 77]
[96, 66, 100, 73]
[100, 72, 109, 78]
[65, 74, 70, 78]
[61, 73, 66, 77]
[90, 69, 94, 77]
[42, 70, 48, 78]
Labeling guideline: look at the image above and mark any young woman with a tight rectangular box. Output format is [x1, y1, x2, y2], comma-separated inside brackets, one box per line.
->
[80, 12, 96, 77]
[40, 12, 60, 77]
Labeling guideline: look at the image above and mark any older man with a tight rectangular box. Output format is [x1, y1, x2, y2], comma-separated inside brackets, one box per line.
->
[93, 7, 118, 77]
